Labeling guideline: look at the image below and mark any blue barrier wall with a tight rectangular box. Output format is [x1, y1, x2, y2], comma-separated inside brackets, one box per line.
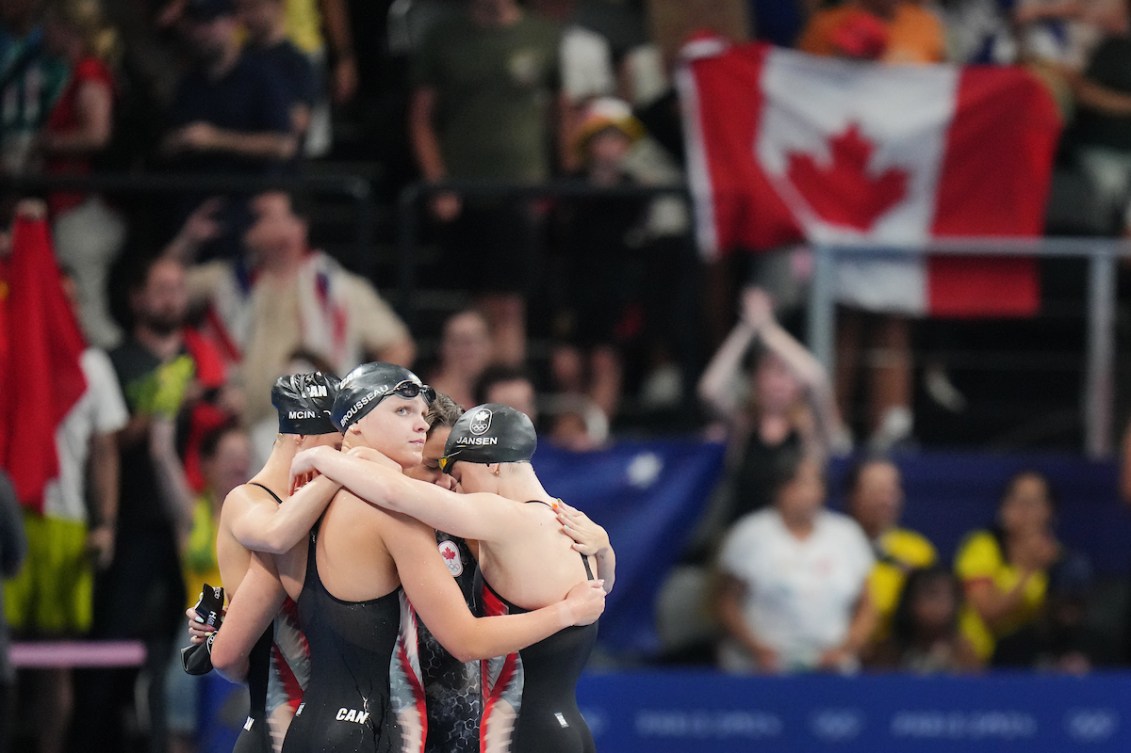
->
[579, 671, 1131, 752]
[202, 671, 1131, 752]
[533, 443, 1131, 657]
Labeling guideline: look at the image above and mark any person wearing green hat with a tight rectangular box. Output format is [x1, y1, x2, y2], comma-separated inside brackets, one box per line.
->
[206, 364, 605, 753]
[288, 401, 615, 753]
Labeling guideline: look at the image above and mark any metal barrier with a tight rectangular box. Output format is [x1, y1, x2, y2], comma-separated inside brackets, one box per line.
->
[10, 173, 1126, 452]
[395, 179, 694, 324]
[395, 179, 702, 414]
[807, 238, 1131, 457]
[0, 172, 376, 274]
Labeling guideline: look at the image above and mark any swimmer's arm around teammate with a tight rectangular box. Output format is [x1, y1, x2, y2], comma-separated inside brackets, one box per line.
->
[555, 501, 616, 593]
[290, 446, 518, 543]
[222, 473, 342, 556]
[380, 507, 605, 662]
[207, 553, 288, 681]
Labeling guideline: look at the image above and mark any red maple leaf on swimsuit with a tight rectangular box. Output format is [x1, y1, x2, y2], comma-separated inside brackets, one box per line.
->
[785, 123, 908, 231]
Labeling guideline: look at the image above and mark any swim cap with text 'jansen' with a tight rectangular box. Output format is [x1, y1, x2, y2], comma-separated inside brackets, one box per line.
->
[440, 403, 536, 472]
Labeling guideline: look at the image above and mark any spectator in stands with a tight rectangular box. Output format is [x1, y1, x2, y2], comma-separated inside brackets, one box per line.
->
[844, 456, 937, 645]
[1012, 0, 1115, 74]
[474, 364, 540, 424]
[864, 565, 980, 673]
[277, 0, 356, 156]
[549, 97, 647, 428]
[161, 0, 295, 258]
[1067, 3, 1131, 234]
[4, 263, 129, 753]
[937, 0, 1017, 64]
[528, 0, 618, 158]
[698, 287, 847, 533]
[552, 95, 692, 425]
[71, 256, 217, 753]
[953, 470, 1062, 665]
[473, 361, 606, 448]
[798, 0, 947, 62]
[714, 451, 876, 674]
[162, 0, 296, 174]
[172, 190, 415, 427]
[165, 422, 251, 753]
[237, 0, 318, 151]
[992, 551, 1112, 671]
[0, 472, 27, 753]
[39, 0, 127, 349]
[0, 0, 69, 175]
[427, 308, 493, 411]
[749, 0, 816, 47]
[409, 0, 566, 366]
[158, 0, 356, 153]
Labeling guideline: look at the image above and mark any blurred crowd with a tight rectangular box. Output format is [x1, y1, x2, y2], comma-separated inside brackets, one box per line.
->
[5, 0, 1131, 751]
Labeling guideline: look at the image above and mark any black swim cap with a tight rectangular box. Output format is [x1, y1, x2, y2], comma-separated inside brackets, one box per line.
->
[440, 403, 536, 473]
[272, 372, 340, 435]
[331, 362, 435, 431]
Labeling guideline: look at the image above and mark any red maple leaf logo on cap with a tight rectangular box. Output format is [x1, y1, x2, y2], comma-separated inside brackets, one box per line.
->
[785, 123, 908, 231]
[442, 547, 456, 561]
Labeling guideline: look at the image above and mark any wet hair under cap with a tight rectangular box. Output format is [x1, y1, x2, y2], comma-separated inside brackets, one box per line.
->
[272, 371, 340, 435]
[331, 362, 431, 431]
[426, 393, 465, 436]
[440, 403, 537, 473]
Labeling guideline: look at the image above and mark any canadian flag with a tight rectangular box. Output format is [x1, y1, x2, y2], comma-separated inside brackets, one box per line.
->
[678, 40, 1062, 316]
[0, 212, 87, 513]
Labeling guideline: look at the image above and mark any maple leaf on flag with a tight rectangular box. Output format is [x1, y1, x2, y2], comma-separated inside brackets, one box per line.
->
[785, 123, 908, 231]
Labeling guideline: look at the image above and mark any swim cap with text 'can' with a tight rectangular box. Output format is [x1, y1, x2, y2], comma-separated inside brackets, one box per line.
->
[272, 372, 340, 435]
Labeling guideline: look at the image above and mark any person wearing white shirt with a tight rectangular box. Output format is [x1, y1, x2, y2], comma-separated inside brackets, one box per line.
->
[715, 453, 876, 674]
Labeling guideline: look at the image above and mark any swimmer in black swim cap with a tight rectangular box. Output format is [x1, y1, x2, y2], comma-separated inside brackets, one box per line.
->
[438, 403, 536, 474]
[272, 371, 341, 435]
[332, 362, 436, 432]
[185, 370, 349, 740]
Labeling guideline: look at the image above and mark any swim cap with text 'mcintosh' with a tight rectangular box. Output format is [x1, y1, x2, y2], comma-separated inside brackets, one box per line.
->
[272, 372, 340, 435]
[440, 403, 536, 473]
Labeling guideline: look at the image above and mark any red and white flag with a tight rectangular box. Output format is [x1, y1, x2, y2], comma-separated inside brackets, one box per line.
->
[678, 40, 1061, 316]
[0, 211, 87, 514]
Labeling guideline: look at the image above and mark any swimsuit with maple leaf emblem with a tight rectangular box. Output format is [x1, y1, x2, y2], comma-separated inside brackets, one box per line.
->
[391, 531, 482, 753]
[475, 501, 598, 753]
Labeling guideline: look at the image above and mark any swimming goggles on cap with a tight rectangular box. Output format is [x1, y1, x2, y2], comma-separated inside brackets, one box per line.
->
[382, 379, 437, 406]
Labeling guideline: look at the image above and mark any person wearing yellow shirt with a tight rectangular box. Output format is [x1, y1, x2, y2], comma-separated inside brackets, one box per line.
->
[845, 457, 937, 644]
[167, 423, 252, 753]
[954, 470, 1060, 663]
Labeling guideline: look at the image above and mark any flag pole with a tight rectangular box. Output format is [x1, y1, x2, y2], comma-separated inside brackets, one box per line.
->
[808, 243, 837, 380]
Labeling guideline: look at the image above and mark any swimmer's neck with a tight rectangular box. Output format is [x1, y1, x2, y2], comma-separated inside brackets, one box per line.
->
[496, 462, 554, 505]
[248, 435, 300, 492]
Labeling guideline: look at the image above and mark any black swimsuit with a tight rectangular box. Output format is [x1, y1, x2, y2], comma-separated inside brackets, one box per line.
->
[475, 501, 599, 753]
[420, 532, 481, 753]
[281, 530, 402, 753]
